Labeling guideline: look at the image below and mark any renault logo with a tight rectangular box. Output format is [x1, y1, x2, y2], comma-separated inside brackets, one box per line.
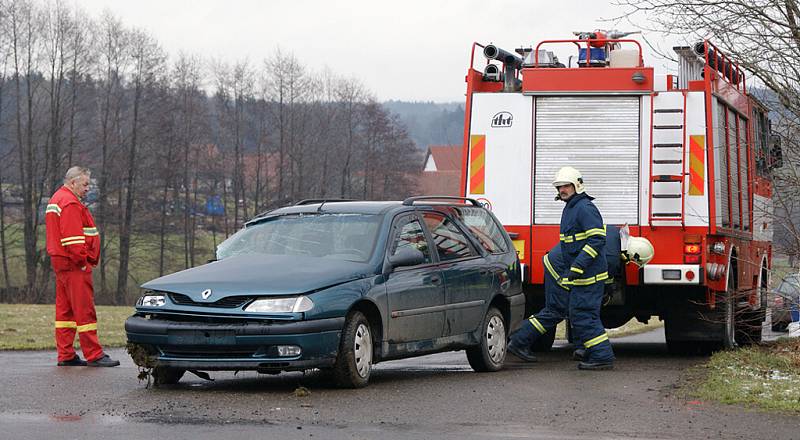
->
[201, 289, 212, 300]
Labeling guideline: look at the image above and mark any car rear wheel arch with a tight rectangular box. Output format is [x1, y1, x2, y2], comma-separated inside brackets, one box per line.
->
[489, 294, 511, 329]
[346, 299, 383, 360]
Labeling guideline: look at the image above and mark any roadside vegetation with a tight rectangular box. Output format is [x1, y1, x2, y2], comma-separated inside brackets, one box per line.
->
[688, 339, 800, 412]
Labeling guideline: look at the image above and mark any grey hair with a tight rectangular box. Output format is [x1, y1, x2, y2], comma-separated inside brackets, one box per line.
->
[64, 166, 91, 184]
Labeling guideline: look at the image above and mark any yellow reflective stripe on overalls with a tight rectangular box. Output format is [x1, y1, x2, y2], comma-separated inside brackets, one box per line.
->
[582, 244, 598, 258]
[77, 323, 97, 333]
[529, 317, 547, 335]
[584, 333, 609, 348]
[83, 227, 99, 236]
[560, 225, 607, 243]
[55, 320, 77, 329]
[562, 271, 610, 286]
[543, 254, 570, 290]
[46, 204, 62, 216]
[570, 266, 584, 274]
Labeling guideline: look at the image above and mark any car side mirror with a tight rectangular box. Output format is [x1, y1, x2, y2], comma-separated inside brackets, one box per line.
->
[388, 247, 425, 268]
[769, 134, 783, 170]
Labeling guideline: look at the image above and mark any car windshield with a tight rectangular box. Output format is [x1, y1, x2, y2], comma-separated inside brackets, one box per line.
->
[216, 213, 381, 263]
[777, 276, 800, 297]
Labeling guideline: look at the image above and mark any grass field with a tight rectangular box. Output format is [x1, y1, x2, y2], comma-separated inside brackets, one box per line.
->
[0, 304, 133, 350]
[689, 338, 800, 412]
[0, 303, 663, 351]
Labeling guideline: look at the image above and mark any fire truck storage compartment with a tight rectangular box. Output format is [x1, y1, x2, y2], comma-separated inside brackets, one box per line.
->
[533, 96, 640, 225]
[712, 97, 751, 231]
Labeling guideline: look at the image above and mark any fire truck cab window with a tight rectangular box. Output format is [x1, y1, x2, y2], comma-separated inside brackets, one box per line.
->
[453, 207, 509, 254]
[391, 218, 432, 264]
[422, 212, 476, 261]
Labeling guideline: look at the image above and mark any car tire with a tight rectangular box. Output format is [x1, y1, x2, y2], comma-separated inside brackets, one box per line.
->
[466, 306, 506, 372]
[333, 311, 373, 388]
[152, 366, 185, 386]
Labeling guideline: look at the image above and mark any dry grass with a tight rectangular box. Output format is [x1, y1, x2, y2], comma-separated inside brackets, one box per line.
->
[690, 338, 800, 412]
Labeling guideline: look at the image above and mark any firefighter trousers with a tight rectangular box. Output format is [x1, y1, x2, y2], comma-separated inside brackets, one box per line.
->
[569, 281, 614, 363]
[55, 267, 103, 362]
[509, 266, 569, 348]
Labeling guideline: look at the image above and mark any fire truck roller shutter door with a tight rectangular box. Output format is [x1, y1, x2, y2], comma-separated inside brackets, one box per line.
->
[533, 96, 640, 225]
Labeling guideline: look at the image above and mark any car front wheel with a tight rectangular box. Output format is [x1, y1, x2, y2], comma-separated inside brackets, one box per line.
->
[333, 311, 373, 388]
[466, 306, 506, 372]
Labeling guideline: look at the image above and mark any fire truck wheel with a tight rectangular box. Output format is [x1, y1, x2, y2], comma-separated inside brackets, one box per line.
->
[467, 307, 506, 372]
[530, 327, 556, 352]
[722, 274, 738, 350]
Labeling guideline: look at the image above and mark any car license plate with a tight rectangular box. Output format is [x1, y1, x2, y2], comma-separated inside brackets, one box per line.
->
[168, 330, 235, 345]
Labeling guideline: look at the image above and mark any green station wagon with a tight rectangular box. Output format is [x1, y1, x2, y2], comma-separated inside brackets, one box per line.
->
[125, 197, 524, 387]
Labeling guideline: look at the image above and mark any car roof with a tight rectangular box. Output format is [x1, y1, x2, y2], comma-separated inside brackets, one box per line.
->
[246, 199, 484, 225]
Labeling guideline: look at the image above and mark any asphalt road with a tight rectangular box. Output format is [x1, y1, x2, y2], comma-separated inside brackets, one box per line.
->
[1, 328, 798, 440]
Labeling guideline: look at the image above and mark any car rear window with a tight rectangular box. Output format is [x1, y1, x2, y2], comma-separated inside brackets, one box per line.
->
[453, 207, 508, 254]
[216, 213, 381, 263]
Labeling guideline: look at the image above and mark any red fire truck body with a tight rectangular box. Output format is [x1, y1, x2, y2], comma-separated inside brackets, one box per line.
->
[460, 36, 781, 351]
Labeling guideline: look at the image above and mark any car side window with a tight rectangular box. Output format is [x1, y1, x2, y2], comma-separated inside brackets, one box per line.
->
[421, 212, 476, 261]
[391, 217, 432, 264]
[453, 207, 509, 254]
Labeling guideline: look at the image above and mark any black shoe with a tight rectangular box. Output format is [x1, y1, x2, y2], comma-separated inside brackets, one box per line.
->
[57, 355, 87, 366]
[87, 354, 120, 367]
[507, 343, 538, 362]
[577, 360, 614, 371]
[572, 348, 585, 361]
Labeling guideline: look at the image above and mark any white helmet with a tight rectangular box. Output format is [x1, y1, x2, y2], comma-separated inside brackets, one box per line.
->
[626, 237, 654, 267]
[552, 166, 585, 194]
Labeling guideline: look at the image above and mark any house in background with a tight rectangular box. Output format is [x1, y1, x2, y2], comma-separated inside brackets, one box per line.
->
[418, 145, 462, 197]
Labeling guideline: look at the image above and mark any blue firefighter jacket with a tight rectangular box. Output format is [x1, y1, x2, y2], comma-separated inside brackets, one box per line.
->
[559, 193, 608, 284]
[545, 225, 622, 289]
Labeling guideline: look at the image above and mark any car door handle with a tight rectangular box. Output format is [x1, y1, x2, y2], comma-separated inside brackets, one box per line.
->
[429, 275, 442, 285]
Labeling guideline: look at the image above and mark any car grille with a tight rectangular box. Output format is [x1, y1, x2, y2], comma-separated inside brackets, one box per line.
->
[168, 293, 253, 308]
[159, 345, 264, 359]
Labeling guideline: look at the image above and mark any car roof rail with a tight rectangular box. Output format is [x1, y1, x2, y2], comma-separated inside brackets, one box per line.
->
[295, 198, 357, 206]
[402, 196, 482, 206]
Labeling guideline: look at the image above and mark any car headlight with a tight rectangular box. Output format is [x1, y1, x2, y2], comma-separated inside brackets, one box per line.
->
[244, 296, 313, 313]
[137, 291, 166, 307]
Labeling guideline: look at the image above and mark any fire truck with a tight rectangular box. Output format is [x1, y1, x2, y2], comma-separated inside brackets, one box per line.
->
[459, 31, 783, 353]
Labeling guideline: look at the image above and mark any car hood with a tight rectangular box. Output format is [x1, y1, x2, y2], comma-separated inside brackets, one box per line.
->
[142, 254, 373, 299]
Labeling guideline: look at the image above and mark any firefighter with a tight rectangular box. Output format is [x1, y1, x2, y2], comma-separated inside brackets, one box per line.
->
[47, 166, 120, 367]
[507, 227, 655, 363]
[508, 166, 614, 370]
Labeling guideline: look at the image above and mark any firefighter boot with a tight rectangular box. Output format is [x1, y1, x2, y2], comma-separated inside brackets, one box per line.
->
[572, 348, 585, 361]
[578, 360, 614, 370]
[507, 342, 538, 363]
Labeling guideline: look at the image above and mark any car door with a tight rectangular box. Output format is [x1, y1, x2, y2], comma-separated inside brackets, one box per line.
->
[384, 213, 446, 343]
[420, 211, 492, 336]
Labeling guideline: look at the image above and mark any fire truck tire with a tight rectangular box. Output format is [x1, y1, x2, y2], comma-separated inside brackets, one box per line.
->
[530, 327, 556, 352]
[721, 270, 738, 350]
[736, 266, 768, 345]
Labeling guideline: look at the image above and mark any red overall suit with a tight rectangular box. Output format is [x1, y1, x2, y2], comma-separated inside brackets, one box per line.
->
[45, 186, 103, 363]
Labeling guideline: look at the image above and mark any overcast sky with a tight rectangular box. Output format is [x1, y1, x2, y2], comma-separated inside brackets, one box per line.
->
[74, 0, 678, 102]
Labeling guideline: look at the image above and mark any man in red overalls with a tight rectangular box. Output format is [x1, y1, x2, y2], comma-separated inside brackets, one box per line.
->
[46, 166, 119, 367]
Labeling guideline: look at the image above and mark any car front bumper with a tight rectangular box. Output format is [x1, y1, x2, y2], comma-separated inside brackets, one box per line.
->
[125, 315, 344, 371]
